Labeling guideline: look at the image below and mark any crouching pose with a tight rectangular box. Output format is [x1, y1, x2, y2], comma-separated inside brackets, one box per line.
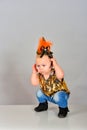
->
[31, 37, 70, 118]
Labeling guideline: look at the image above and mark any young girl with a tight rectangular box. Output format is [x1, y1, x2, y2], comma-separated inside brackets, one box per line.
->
[31, 37, 70, 118]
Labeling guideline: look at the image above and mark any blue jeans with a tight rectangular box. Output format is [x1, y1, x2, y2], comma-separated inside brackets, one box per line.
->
[36, 89, 69, 108]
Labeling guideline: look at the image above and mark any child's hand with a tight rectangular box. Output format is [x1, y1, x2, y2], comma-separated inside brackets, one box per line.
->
[32, 64, 38, 73]
[51, 58, 64, 80]
[50, 58, 57, 67]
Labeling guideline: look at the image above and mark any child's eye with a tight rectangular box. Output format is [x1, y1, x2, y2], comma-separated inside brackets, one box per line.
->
[37, 65, 40, 68]
[42, 64, 46, 67]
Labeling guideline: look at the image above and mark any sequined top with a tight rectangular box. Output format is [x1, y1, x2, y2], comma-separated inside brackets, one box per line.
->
[38, 69, 70, 96]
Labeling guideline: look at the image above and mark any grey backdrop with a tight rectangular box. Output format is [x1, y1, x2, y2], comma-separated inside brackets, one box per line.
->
[0, 0, 87, 105]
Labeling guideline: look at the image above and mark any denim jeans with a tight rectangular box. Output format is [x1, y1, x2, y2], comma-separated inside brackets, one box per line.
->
[36, 89, 69, 108]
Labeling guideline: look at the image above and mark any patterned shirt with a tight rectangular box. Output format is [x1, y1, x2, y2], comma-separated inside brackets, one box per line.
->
[38, 69, 70, 96]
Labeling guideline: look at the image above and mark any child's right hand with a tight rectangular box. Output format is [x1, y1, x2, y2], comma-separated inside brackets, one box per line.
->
[32, 64, 38, 73]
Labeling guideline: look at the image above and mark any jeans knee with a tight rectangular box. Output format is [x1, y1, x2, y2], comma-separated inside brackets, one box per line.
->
[36, 89, 47, 103]
[53, 91, 69, 106]
[36, 89, 43, 98]
[53, 92, 59, 103]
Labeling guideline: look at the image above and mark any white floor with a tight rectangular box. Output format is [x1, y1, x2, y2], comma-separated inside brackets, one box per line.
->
[0, 104, 87, 130]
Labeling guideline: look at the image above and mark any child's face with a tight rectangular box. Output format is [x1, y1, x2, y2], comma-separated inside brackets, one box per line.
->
[36, 55, 51, 75]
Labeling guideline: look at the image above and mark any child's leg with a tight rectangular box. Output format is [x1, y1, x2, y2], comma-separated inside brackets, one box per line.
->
[52, 91, 70, 118]
[36, 89, 49, 103]
[36, 89, 69, 107]
[34, 89, 49, 112]
[52, 91, 69, 108]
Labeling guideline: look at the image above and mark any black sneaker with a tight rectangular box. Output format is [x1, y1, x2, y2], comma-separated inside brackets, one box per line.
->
[58, 107, 69, 118]
[34, 101, 48, 112]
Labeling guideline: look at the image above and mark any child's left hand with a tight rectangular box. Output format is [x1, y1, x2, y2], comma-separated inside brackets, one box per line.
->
[50, 58, 57, 67]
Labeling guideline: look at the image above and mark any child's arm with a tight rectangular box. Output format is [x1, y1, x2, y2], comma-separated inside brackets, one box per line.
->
[31, 64, 39, 86]
[51, 58, 64, 81]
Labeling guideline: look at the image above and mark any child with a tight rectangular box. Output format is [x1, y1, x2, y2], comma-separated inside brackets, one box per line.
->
[31, 37, 70, 118]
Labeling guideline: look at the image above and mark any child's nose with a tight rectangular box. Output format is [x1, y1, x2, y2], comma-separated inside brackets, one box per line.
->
[40, 66, 43, 70]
